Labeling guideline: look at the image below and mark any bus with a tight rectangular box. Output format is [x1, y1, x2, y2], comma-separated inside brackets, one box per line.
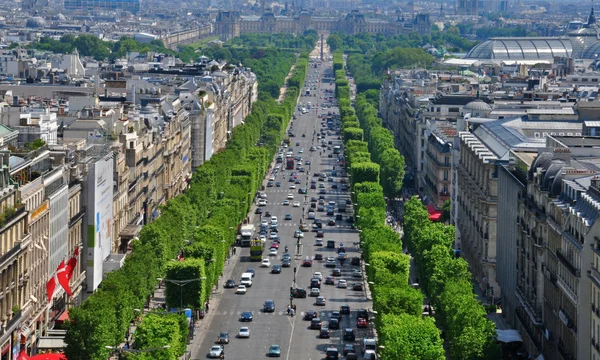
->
[286, 156, 295, 170]
[333, 146, 341, 154]
[250, 239, 263, 261]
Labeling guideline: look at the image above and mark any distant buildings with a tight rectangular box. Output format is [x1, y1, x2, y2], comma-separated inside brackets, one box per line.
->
[64, 0, 141, 13]
[215, 9, 431, 41]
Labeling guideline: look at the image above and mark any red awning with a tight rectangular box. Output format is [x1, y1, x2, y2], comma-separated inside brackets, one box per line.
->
[427, 204, 442, 222]
[56, 311, 69, 323]
[30, 354, 67, 360]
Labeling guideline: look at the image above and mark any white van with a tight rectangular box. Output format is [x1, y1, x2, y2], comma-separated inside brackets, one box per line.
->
[240, 272, 253, 287]
[362, 338, 376, 354]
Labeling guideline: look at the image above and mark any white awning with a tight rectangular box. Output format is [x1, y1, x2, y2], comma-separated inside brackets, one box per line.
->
[495, 329, 523, 343]
[37, 337, 66, 349]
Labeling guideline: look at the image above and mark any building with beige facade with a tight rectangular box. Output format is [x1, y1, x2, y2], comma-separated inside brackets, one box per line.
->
[215, 9, 431, 41]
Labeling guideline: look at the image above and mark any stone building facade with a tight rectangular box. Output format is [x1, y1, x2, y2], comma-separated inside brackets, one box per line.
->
[215, 10, 431, 41]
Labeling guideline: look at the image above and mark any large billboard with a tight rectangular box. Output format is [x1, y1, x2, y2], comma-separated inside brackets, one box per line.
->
[86, 153, 114, 291]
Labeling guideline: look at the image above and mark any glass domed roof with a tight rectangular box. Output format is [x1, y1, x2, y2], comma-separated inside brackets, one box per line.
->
[465, 38, 572, 60]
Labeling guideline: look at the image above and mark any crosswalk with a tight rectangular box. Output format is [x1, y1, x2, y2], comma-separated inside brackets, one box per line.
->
[263, 190, 348, 195]
[267, 223, 350, 228]
[210, 310, 346, 318]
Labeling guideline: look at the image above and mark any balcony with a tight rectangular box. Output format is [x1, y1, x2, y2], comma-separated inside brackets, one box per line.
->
[0, 204, 26, 232]
[556, 250, 581, 277]
[69, 206, 85, 228]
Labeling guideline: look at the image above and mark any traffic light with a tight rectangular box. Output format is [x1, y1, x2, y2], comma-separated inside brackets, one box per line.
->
[290, 287, 293, 298]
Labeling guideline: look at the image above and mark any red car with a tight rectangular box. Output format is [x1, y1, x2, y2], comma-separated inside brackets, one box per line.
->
[271, 242, 279, 249]
[316, 230, 324, 238]
[302, 259, 313, 267]
[357, 318, 368, 328]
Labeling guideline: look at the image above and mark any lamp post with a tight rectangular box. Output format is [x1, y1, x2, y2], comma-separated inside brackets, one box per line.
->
[158, 277, 206, 310]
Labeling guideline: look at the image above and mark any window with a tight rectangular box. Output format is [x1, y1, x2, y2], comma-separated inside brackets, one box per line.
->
[444, 170, 449, 180]
[444, 156, 449, 166]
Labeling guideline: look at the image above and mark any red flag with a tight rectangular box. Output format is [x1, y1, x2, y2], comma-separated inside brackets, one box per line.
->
[57, 261, 73, 297]
[66, 247, 79, 280]
[47, 261, 66, 302]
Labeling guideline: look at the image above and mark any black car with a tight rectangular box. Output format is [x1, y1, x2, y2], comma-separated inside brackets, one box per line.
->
[343, 344, 355, 356]
[282, 258, 291, 267]
[224, 279, 236, 288]
[351, 257, 361, 266]
[263, 300, 275, 312]
[217, 332, 229, 344]
[240, 311, 253, 322]
[331, 268, 341, 276]
[352, 283, 363, 291]
[246, 269, 256, 277]
[340, 305, 350, 315]
[326, 240, 335, 248]
[271, 265, 282, 274]
[335, 214, 343, 220]
[314, 253, 323, 260]
[255, 207, 264, 215]
[303, 310, 318, 320]
[310, 279, 321, 289]
[329, 318, 340, 330]
[343, 328, 356, 341]
[292, 288, 307, 298]
[311, 318, 322, 329]
[331, 311, 341, 321]
[319, 327, 330, 338]
[357, 308, 369, 320]
[265, 211, 271, 218]
[328, 220, 336, 226]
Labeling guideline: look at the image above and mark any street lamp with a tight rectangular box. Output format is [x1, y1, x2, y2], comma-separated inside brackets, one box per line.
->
[158, 278, 205, 309]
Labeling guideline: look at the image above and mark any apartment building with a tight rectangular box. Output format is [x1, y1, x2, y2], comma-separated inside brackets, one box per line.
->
[423, 121, 454, 207]
[0, 151, 32, 360]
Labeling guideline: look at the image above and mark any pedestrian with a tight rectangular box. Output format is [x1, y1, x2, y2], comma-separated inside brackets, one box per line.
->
[287, 305, 290, 314]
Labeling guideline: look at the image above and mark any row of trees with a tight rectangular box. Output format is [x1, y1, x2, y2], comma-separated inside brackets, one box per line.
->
[403, 198, 501, 359]
[333, 52, 446, 360]
[64, 43, 311, 360]
[228, 31, 318, 51]
[24, 35, 172, 61]
[335, 40, 500, 359]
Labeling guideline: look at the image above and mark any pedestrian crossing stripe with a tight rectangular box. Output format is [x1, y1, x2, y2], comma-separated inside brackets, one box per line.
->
[214, 311, 337, 317]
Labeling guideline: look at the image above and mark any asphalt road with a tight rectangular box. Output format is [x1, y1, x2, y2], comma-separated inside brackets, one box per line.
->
[190, 44, 373, 360]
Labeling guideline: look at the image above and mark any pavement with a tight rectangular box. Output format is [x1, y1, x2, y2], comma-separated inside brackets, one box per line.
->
[187, 41, 374, 360]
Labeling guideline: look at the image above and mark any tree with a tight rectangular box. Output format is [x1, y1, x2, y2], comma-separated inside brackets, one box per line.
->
[343, 127, 364, 142]
[327, 34, 344, 52]
[351, 162, 380, 184]
[134, 313, 188, 360]
[379, 313, 445, 360]
[373, 285, 423, 317]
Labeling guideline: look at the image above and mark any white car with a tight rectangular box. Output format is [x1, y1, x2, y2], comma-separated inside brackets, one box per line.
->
[259, 235, 266, 242]
[308, 212, 315, 219]
[260, 192, 268, 199]
[261, 259, 271, 267]
[310, 288, 320, 297]
[236, 285, 247, 294]
[271, 216, 277, 222]
[293, 201, 300, 207]
[290, 184, 296, 189]
[269, 248, 278, 256]
[283, 200, 290, 206]
[269, 232, 278, 239]
[269, 176, 275, 181]
[287, 194, 294, 200]
[294, 230, 304, 238]
[315, 239, 323, 246]
[258, 199, 267, 206]
[208, 345, 224, 358]
[313, 272, 323, 281]
[337, 279, 347, 288]
[238, 327, 250, 338]
[261, 219, 269, 227]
